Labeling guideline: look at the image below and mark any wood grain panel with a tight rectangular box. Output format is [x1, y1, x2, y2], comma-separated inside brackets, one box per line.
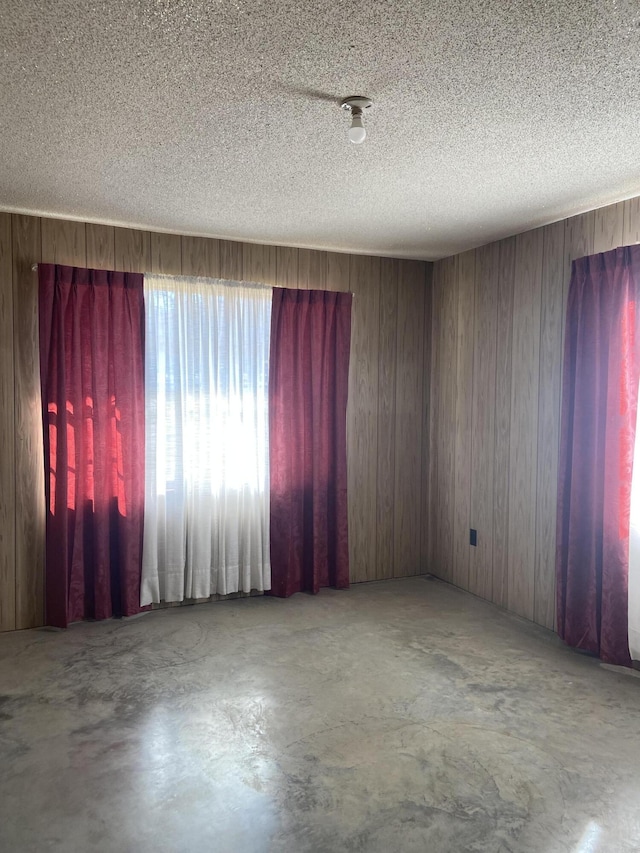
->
[325, 248, 359, 579]
[428, 261, 443, 576]
[86, 224, 115, 269]
[421, 265, 433, 574]
[623, 197, 640, 245]
[41, 218, 86, 266]
[443, 255, 460, 583]
[563, 212, 595, 354]
[12, 214, 44, 629]
[565, 210, 596, 265]
[326, 251, 350, 293]
[298, 249, 327, 291]
[394, 260, 425, 577]
[493, 237, 516, 608]
[276, 246, 298, 289]
[150, 232, 182, 275]
[181, 236, 220, 278]
[469, 242, 499, 600]
[243, 243, 276, 285]
[0, 214, 15, 631]
[534, 220, 565, 630]
[453, 249, 475, 591]
[347, 255, 381, 582]
[433, 255, 458, 583]
[220, 240, 243, 280]
[114, 227, 151, 273]
[593, 202, 624, 254]
[376, 258, 398, 579]
[508, 228, 543, 620]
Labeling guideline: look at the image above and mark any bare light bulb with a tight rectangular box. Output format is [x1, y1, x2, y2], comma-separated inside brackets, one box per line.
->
[348, 114, 366, 144]
[340, 96, 372, 145]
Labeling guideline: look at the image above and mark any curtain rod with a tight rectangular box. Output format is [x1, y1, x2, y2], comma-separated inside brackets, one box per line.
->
[31, 264, 354, 295]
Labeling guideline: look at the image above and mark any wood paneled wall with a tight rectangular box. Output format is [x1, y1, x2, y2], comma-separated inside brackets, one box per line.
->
[428, 196, 640, 628]
[0, 214, 431, 631]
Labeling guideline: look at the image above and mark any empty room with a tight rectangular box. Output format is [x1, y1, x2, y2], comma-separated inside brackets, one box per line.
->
[1, 1, 640, 851]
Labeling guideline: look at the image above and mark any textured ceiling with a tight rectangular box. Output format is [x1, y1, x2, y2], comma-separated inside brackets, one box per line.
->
[1, 0, 640, 260]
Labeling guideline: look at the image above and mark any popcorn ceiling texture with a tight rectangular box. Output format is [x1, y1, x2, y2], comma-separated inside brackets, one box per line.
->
[1, 0, 639, 260]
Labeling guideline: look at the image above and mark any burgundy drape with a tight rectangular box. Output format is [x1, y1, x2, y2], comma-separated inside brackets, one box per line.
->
[39, 264, 146, 628]
[269, 288, 352, 596]
[557, 247, 640, 666]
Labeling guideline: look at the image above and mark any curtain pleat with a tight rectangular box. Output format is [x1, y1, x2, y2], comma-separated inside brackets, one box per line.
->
[268, 288, 352, 597]
[38, 264, 146, 628]
[556, 246, 640, 666]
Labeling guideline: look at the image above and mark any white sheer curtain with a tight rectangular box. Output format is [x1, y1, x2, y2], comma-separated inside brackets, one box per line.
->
[629, 378, 640, 661]
[141, 274, 272, 605]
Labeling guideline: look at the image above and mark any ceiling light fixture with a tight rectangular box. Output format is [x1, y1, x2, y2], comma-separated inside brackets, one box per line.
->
[341, 96, 372, 144]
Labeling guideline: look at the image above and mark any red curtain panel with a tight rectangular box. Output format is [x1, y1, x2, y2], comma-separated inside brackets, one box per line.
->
[556, 246, 640, 666]
[39, 264, 146, 628]
[269, 288, 352, 596]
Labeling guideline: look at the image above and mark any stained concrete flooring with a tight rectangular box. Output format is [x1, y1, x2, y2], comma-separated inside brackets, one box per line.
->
[1, 577, 640, 853]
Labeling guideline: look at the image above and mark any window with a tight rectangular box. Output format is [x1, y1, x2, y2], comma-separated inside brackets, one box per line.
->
[140, 275, 272, 604]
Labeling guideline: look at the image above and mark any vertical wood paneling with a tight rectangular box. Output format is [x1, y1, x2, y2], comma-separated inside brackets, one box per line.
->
[493, 237, 516, 609]
[220, 240, 243, 280]
[564, 211, 596, 265]
[86, 224, 115, 269]
[443, 255, 459, 583]
[534, 221, 565, 629]
[429, 262, 443, 576]
[623, 197, 640, 246]
[41, 218, 86, 266]
[469, 242, 499, 600]
[508, 228, 543, 620]
[433, 255, 458, 582]
[593, 203, 624, 254]
[563, 212, 595, 356]
[453, 250, 475, 591]
[426, 196, 640, 627]
[243, 243, 276, 285]
[421, 265, 434, 573]
[347, 255, 381, 582]
[12, 214, 44, 629]
[430, 199, 626, 626]
[326, 251, 350, 294]
[376, 258, 398, 579]
[151, 232, 182, 275]
[0, 214, 15, 631]
[181, 236, 220, 278]
[276, 246, 298, 289]
[394, 260, 425, 577]
[114, 227, 151, 272]
[298, 249, 326, 290]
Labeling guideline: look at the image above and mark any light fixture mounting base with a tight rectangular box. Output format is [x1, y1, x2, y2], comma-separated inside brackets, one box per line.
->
[341, 96, 372, 113]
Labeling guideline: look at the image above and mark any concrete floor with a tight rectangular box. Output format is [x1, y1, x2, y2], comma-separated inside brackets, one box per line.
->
[1, 578, 640, 853]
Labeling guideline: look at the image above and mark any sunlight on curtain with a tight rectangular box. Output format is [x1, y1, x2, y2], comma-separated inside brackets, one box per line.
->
[141, 274, 272, 604]
[629, 375, 640, 661]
